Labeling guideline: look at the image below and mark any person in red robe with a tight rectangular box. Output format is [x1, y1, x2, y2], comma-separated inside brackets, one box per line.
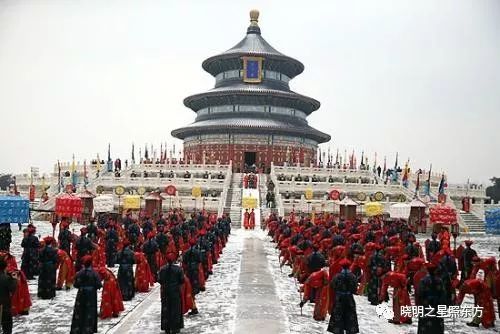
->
[243, 175, 248, 189]
[249, 209, 256, 229]
[300, 268, 330, 320]
[56, 248, 75, 290]
[98, 267, 124, 319]
[243, 209, 250, 229]
[135, 251, 154, 293]
[0, 251, 31, 316]
[379, 271, 412, 324]
[456, 278, 495, 328]
[407, 257, 426, 304]
[328, 246, 345, 313]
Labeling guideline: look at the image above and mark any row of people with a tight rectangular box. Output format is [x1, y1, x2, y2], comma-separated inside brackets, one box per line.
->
[266, 212, 499, 333]
[4, 210, 231, 334]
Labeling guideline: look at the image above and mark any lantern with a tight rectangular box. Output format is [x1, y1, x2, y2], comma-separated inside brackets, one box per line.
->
[144, 192, 164, 217]
[451, 222, 459, 239]
[77, 189, 96, 223]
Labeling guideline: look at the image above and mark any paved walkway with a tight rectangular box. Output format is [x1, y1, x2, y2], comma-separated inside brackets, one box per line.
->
[234, 233, 288, 334]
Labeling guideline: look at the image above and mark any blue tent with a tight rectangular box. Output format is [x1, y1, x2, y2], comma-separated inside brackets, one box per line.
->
[0, 196, 30, 224]
[485, 208, 500, 235]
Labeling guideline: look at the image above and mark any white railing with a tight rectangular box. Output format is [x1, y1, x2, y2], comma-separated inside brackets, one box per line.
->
[217, 165, 232, 216]
[272, 164, 375, 179]
[92, 175, 227, 190]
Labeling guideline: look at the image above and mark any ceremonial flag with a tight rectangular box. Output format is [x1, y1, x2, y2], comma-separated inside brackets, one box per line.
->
[335, 149, 339, 164]
[131, 143, 135, 164]
[12, 176, 18, 195]
[318, 147, 322, 164]
[83, 159, 88, 186]
[58, 160, 63, 192]
[373, 152, 377, 173]
[438, 174, 446, 194]
[107, 143, 111, 162]
[383, 156, 387, 175]
[425, 164, 432, 195]
[96, 154, 101, 173]
[415, 169, 422, 196]
[360, 151, 364, 167]
[394, 152, 399, 169]
[402, 160, 409, 187]
[41, 175, 47, 193]
[144, 144, 149, 160]
[71, 154, 78, 188]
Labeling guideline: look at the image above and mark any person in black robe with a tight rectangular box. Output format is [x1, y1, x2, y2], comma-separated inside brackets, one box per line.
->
[105, 223, 119, 267]
[158, 253, 184, 334]
[58, 221, 72, 256]
[438, 250, 458, 306]
[21, 225, 39, 279]
[143, 233, 159, 281]
[70, 255, 102, 334]
[75, 228, 93, 272]
[0, 258, 17, 334]
[142, 219, 154, 239]
[183, 240, 201, 314]
[367, 246, 389, 305]
[86, 220, 98, 242]
[0, 224, 12, 252]
[327, 258, 359, 334]
[37, 237, 58, 299]
[459, 240, 477, 285]
[127, 222, 140, 248]
[155, 228, 168, 256]
[116, 241, 135, 301]
[425, 233, 441, 261]
[122, 212, 134, 231]
[308, 248, 326, 272]
[416, 262, 446, 334]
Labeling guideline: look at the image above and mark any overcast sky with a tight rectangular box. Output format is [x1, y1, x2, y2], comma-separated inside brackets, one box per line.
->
[0, 0, 499, 183]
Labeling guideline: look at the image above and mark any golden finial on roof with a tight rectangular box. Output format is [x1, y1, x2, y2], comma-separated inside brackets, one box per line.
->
[250, 9, 260, 25]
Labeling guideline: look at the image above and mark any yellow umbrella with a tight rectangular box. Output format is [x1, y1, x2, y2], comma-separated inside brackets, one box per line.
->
[365, 202, 384, 217]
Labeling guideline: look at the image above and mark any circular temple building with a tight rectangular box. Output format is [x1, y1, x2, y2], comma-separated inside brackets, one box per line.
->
[172, 10, 330, 172]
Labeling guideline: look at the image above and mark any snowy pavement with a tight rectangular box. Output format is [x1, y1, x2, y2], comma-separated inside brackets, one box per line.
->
[125, 227, 244, 334]
[6, 222, 500, 333]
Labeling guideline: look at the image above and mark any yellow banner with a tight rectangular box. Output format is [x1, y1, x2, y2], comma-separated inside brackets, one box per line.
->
[242, 197, 258, 209]
[123, 195, 141, 209]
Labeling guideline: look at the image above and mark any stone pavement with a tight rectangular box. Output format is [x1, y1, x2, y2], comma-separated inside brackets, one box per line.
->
[234, 232, 288, 334]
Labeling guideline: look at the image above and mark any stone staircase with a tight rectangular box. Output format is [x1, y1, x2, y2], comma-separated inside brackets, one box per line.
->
[224, 173, 243, 227]
[460, 212, 486, 233]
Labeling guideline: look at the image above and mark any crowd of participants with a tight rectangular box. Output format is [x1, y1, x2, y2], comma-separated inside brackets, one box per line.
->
[0, 209, 232, 334]
[266, 211, 499, 333]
